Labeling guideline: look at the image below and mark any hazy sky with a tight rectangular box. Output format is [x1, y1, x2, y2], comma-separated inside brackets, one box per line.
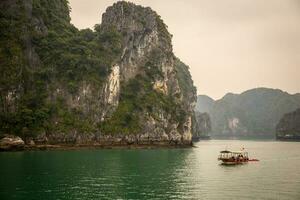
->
[69, 0, 300, 99]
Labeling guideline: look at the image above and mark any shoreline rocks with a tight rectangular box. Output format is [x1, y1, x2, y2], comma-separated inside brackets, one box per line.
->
[0, 132, 193, 152]
[33, 132, 192, 146]
[0, 135, 25, 151]
[23, 143, 193, 151]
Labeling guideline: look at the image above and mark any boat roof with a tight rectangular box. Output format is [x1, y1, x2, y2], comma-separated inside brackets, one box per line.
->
[220, 150, 247, 154]
[232, 151, 247, 154]
[220, 150, 231, 153]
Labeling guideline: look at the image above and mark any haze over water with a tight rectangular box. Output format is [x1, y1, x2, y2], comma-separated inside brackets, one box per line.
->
[1, 140, 299, 199]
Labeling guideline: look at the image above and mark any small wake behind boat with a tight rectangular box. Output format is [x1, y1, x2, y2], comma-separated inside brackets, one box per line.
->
[218, 150, 259, 165]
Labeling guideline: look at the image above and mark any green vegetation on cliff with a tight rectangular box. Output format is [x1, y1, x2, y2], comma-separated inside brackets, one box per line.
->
[0, 0, 122, 136]
[174, 58, 197, 102]
[101, 73, 187, 135]
[0, 0, 196, 142]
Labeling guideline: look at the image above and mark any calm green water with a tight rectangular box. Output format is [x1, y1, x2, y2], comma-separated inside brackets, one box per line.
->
[0, 140, 300, 200]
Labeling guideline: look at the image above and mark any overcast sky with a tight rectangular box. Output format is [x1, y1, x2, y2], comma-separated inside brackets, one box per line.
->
[69, 0, 300, 99]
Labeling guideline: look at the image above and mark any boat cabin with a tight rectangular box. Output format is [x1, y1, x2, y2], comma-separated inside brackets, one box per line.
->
[218, 150, 249, 165]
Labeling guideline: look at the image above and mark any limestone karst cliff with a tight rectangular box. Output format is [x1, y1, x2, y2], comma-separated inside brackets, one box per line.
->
[192, 112, 211, 137]
[196, 88, 300, 137]
[276, 108, 300, 140]
[0, 0, 196, 146]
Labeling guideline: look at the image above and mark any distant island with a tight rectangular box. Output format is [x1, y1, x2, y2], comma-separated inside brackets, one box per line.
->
[276, 108, 300, 141]
[196, 88, 300, 139]
[0, 1, 196, 150]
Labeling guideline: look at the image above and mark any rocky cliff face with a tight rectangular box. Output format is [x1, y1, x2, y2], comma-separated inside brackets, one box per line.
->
[276, 108, 300, 138]
[98, 2, 196, 145]
[193, 112, 211, 136]
[0, 1, 196, 146]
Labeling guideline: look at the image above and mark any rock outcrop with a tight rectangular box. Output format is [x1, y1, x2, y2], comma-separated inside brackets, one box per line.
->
[0, 1, 196, 147]
[0, 135, 25, 151]
[193, 112, 211, 136]
[276, 108, 300, 140]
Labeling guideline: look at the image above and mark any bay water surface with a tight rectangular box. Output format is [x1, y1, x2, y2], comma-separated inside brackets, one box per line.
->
[0, 140, 300, 199]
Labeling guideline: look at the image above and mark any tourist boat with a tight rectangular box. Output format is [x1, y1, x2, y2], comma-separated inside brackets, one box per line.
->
[218, 150, 250, 165]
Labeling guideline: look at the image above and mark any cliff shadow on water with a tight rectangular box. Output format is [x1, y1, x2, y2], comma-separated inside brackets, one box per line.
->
[0, 148, 193, 199]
